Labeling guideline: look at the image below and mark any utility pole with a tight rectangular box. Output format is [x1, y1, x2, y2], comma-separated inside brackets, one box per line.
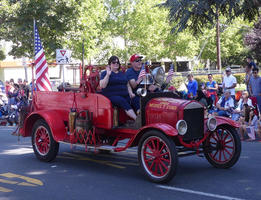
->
[216, 5, 221, 71]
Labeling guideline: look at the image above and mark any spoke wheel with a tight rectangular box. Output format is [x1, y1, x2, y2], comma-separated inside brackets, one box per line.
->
[204, 125, 241, 168]
[138, 130, 178, 183]
[32, 119, 59, 162]
[34, 126, 50, 156]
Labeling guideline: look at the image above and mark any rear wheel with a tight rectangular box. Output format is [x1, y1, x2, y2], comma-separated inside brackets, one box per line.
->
[138, 130, 178, 183]
[204, 125, 241, 168]
[32, 119, 59, 162]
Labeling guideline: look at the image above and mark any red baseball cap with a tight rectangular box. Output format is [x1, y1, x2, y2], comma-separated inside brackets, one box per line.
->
[129, 54, 143, 62]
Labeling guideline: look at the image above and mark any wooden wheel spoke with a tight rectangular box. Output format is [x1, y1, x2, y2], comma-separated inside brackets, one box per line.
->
[151, 140, 156, 150]
[225, 139, 233, 144]
[145, 157, 154, 162]
[156, 138, 160, 151]
[160, 152, 169, 157]
[146, 143, 154, 153]
[212, 150, 218, 159]
[148, 160, 156, 171]
[159, 143, 165, 153]
[222, 150, 227, 161]
[224, 145, 234, 149]
[224, 148, 232, 157]
[223, 133, 229, 141]
[218, 150, 222, 161]
[159, 160, 169, 170]
[153, 161, 158, 175]
[160, 157, 170, 163]
[144, 151, 154, 157]
[158, 162, 164, 176]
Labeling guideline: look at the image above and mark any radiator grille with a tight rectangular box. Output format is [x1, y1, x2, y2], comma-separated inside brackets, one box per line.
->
[183, 108, 204, 141]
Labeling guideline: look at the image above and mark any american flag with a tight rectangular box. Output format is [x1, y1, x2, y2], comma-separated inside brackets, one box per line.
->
[34, 23, 52, 91]
[138, 64, 146, 79]
[167, 64, 174, 78]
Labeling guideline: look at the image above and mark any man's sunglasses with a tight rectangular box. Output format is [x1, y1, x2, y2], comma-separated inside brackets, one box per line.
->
[111, 61, 119, 64]
[135, 59, 142, 62]
[253, 71, 258, 74]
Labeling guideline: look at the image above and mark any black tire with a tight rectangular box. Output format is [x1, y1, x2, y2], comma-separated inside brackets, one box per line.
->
[138, 130, 178, 183]
[32, 119, 59, 162]
[204, 125, 241, 169]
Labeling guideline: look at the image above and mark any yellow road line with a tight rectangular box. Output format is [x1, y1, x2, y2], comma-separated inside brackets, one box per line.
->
[112, 161, 139, 166]
[18, 182, 37, 187]
[0, 173, 43, 186]
[62, 152, 125, 169]
[0, 186, 12, 193]
[0, 178, 18, 184]
[73, 150, 137, 161]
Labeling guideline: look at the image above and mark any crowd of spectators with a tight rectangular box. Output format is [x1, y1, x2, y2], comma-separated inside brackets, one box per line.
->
[191, 56, 260, 141]
[0, 78, 30, 123]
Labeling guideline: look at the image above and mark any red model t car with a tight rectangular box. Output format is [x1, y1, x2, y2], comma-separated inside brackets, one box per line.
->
[19, 66, 241, 183]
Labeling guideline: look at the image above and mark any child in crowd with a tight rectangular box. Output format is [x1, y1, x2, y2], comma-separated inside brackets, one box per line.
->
[238, 105, 258, 141]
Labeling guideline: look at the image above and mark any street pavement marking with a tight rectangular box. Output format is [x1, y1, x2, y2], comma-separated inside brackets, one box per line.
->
[0, 186, 12, 193]
[156, 185, 246, 200]
[61, 152, 125, 169]
[0, 173, 43, 186]
[0, 178, 18, 184]
[74, 150, 137, 161]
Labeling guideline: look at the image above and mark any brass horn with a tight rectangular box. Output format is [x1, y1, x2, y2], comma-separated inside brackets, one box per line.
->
[136, 88, 147, 97]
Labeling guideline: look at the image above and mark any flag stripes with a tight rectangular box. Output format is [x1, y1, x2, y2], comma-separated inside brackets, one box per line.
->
[34, 23, 52, 91]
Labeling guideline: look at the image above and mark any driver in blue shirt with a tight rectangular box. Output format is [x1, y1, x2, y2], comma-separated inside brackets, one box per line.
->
[126, 54, 158, 94]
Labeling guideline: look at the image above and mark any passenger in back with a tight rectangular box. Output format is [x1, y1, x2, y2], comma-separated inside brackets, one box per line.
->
[99, 56, 140, 120]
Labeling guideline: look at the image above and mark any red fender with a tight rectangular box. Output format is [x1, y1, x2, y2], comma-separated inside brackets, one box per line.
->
[204, 116, 240, 132]
[131, 123, 178, 147]
[21, 110, 68, 142]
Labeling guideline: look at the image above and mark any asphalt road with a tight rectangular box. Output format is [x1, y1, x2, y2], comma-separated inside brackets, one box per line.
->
[0, 126, 260, 200]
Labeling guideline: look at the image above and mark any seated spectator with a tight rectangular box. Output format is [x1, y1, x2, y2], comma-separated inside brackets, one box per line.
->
[195, 89, 210, 108]
[231, 91, 253, 121]
[239, 105, 258, 141]
[212, 90, 234, 117]
[99, 56, 139, 120]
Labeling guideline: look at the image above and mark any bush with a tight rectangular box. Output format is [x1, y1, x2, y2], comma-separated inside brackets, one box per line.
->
[169, 73, 185, 89]
[168, 72, 245, 89]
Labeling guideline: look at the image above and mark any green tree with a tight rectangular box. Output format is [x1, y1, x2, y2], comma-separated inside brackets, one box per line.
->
[0, 49, 5, 61]
[244, 18, 261, 63]
[159, 0, 259, 35]
[159, 0, 260, 69]
[199, 18, 252, 66]
[0, 0, 80, 59]
[103, 0, 200, 64]
[0, 0, 108, 62]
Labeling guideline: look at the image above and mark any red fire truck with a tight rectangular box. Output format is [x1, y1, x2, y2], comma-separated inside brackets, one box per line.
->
[19, 65, 241, 183]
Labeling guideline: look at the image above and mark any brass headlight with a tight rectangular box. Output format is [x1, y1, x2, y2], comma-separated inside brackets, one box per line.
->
[151, 67, 165, 86]
[207, 117, 217, 131]
[176, 120, 187, 135]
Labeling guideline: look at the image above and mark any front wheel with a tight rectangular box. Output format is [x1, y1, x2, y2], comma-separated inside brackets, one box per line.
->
[138, 130, 178, 183]
[32, 119, 59, 162]
[204, 125, 241, 168]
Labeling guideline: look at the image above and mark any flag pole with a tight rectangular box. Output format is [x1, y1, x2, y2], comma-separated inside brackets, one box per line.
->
[32, 19, 35, 96]
[29, 19, 36, 112]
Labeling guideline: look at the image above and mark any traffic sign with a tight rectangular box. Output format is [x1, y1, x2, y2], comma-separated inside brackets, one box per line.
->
[56, 49, 72, 64]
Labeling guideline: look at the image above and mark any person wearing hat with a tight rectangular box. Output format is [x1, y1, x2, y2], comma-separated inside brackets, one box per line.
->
[222, 67, 237, 101]
[126, 54, 158, 94]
